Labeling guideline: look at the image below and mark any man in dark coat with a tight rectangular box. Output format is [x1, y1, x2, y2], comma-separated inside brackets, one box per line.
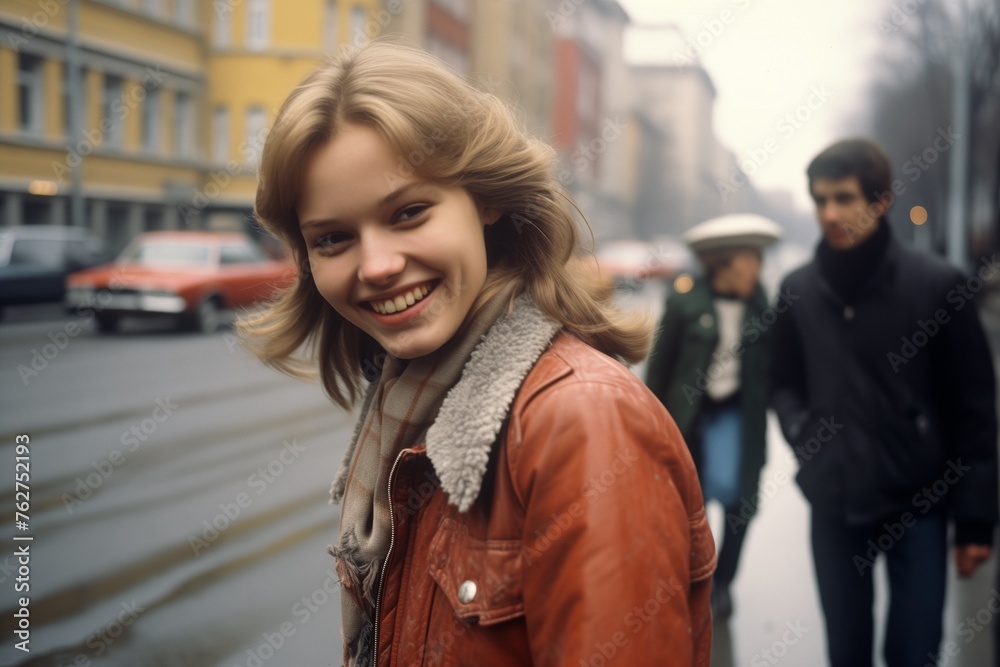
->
[770, 138, 998, 667]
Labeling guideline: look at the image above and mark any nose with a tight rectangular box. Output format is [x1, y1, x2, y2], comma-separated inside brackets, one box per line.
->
[357, 231, 405, 285]
[818, 201, 840, 225]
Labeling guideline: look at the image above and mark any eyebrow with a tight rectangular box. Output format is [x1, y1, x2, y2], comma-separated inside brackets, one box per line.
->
[813, 191, 861, 201]
[299, 182, 432, 229]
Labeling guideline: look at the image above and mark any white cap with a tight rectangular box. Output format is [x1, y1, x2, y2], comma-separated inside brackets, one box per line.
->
[682, 214, 783, 253]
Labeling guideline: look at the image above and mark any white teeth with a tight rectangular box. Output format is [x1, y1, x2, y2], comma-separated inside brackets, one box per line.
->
[371, 283, 433, 315]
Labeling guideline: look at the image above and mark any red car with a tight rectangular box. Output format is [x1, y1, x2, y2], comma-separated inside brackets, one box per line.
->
[65, 231, 296, 333]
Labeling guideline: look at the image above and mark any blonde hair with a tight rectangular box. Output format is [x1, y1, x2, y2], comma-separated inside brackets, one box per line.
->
[240, 40, 651, 409]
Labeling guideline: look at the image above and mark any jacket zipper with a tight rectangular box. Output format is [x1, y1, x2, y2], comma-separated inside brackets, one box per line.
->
[371, 449, 405, 667]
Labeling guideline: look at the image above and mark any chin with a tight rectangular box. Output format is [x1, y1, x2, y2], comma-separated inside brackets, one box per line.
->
[378, 329, 449, 360]
[823, 232, 852, 249]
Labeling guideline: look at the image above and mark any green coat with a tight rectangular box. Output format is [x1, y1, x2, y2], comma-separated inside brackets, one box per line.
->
[644, 278, 771, 512]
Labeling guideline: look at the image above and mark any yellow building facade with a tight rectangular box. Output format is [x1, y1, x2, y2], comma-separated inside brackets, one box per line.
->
[0, 0, 378, 251]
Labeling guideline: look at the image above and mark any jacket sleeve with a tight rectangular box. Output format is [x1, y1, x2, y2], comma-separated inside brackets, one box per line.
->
[769, 276, 811, 449]
[509, 375, 714, 666]
[645, 291, 683, 402]
[934, 290, 999, 545]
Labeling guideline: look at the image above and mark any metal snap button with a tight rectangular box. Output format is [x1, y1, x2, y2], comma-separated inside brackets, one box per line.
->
[458, 580, 477, 604]
[843, 306, 855, 321]
[699, 313, 714, 328]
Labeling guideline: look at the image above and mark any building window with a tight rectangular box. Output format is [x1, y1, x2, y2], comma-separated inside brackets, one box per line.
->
[214, 2, 231, 47]
[350, 6, 366, 46]
[22, 200, 53, 226]
[324, 0, 339, 51]
[247, 0, 270, 50]
[175, 0, 194, 25]
[102, 74, 125, 148]
[17, 53, 44, 134]
[244, 106, 267, 166]
[175, 91, 195, 158]
[144, 0, 163, 17]
[143, 88, 161, 152]
[212, 106, 230, 163]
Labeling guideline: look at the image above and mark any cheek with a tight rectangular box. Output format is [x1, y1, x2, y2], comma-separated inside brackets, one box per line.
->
[311, 262, 348, 304]
[435, 221, 488, 277]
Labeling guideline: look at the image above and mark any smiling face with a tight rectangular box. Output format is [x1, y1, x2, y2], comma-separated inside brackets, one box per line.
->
[810, 176, 887, 249]
[297, 123, 499, 360]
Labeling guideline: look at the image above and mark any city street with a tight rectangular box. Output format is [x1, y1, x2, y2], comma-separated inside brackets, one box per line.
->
[0, 311, 349, 667]
[0, 287, 996, 666]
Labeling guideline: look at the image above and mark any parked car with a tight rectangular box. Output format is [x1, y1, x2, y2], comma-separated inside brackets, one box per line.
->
[65, 231, 296, 333]
[0, 225, 108, 318]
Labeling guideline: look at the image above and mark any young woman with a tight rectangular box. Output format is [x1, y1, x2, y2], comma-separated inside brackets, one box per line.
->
[645, 215, 780, 620]
[240, 41, 714, 667]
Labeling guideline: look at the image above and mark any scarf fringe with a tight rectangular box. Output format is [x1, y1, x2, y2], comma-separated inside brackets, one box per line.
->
[329, 531, 382, 610]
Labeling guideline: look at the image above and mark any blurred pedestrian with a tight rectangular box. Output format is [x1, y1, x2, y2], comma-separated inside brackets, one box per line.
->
[239, 41, 715, 666]
[770, 138, 998, 667]
[645, 214, 781, 620]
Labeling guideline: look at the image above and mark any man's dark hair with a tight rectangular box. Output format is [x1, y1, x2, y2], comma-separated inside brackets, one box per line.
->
[807, 138, 892, 204]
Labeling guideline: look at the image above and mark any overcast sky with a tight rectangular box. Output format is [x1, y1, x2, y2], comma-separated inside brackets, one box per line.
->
[619, 0, 888, 211]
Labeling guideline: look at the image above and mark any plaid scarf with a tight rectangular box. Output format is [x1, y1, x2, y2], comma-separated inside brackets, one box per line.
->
[329, 285, 515, 666]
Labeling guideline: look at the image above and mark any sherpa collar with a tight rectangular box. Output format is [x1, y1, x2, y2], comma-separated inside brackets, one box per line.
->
[331, 295, 561, 512]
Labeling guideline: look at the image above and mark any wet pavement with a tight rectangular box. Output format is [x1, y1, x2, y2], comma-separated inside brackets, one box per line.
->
[0, 312, 349, 667]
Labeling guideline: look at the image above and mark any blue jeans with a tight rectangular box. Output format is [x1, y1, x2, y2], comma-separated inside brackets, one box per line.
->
[698, 403, 750, 586]
[698, 404, 742, 508]
[811, 509, 947, 667]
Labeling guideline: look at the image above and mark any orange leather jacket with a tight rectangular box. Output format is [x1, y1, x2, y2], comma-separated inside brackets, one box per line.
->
[352, 330, 716, 666]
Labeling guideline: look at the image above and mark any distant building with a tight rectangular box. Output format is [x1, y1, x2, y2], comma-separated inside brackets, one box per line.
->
[631, 58, 718, 236]
[627, 24, 760, 239]
[470, 0, 554, 139]
[547, 0, 632, 242]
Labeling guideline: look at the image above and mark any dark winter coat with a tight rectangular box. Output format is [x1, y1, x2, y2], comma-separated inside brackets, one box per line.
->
[645, 278, 773, 513]
[769, 235, 998, 544]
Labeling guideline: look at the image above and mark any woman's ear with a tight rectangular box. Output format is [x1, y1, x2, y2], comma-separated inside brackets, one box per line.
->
[480, 207, 503, 226]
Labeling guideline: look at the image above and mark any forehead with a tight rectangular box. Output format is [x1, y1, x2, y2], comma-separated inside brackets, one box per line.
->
[297, 123, 413, 219]
[810, 176, 864, 199]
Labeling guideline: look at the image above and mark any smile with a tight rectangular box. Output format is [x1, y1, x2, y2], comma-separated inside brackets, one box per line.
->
[368, 281, 436, 314]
